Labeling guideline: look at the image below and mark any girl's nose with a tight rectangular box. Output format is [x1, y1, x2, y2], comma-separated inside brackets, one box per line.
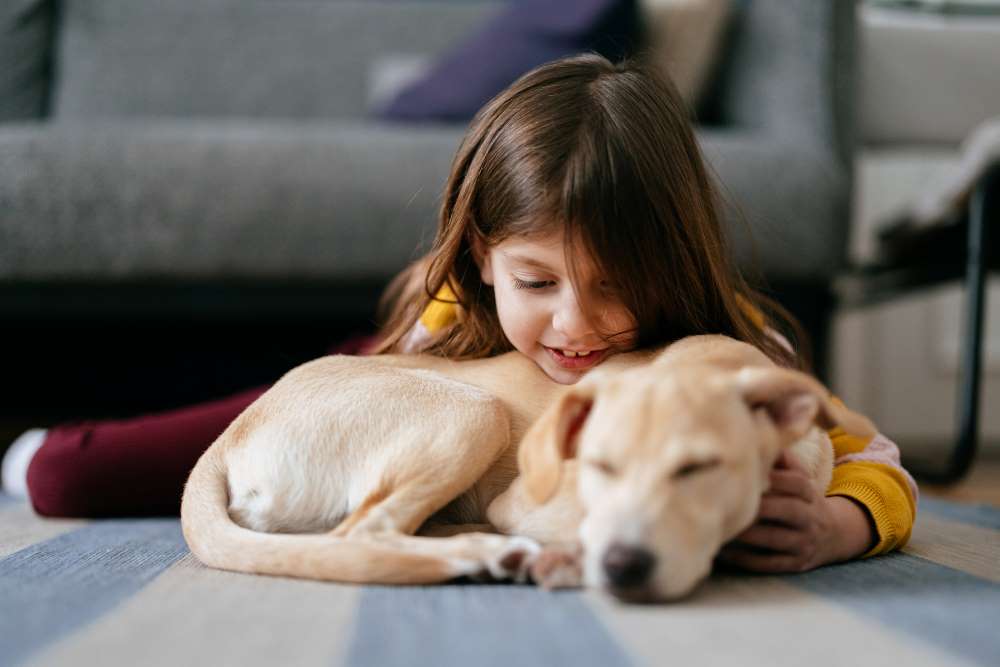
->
[552, 293, 593, 341]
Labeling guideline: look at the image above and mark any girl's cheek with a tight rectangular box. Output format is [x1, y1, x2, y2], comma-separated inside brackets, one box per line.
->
[601, 303, 634, 331]
[508, 286, 545, 307]
[501, 287, 540, 322]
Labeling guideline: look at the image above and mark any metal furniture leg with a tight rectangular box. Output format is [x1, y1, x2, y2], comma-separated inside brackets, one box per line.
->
[910, 162, 997, 484]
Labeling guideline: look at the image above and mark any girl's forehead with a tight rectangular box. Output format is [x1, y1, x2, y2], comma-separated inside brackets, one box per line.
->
[496, 233, 603, 278]
[497, 233, 562, 259]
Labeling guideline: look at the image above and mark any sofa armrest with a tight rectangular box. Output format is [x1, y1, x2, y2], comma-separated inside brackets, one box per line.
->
[0, 0, 53, 121]
[706, 0, 856, 170]
[699, 129, 851, 281]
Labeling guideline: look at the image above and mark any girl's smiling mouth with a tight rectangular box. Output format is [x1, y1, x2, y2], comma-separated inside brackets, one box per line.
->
[543, 346, 611, 370]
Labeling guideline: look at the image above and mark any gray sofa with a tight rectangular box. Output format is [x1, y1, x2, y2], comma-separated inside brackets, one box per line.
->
[0, 1, 854, 408]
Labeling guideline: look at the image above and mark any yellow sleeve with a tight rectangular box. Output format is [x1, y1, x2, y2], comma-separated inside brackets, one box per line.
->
[418, 283, 460, 333]
[825, 426, 918, 557]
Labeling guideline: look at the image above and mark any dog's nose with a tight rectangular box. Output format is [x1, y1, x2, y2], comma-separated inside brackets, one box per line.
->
[602, 543, 656, 588]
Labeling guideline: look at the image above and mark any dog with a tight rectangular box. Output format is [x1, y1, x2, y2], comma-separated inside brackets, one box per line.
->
[181, 335, 875, 600]
[509, 335, 876, 600]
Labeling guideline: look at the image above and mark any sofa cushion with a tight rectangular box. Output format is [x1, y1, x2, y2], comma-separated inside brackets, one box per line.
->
[376, 0, 641, 122]
[52, 0, 502, 120]
[0, 122, 846, 283]
[702, 0, 855, 169]
[0, 0, 52, 121]
[0, 121, 465, 281]
[699, 129, 849, 280]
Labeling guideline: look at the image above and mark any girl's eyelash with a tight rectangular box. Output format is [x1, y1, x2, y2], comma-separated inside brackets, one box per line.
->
[512, 278, 552, 290]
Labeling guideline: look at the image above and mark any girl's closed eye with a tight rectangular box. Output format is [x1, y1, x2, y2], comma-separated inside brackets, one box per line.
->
[512, 277, 553, 290]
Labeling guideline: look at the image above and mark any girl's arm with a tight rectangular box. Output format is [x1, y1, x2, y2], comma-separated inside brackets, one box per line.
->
[825, 427, 919, 557]
[717, 425, 918, 572]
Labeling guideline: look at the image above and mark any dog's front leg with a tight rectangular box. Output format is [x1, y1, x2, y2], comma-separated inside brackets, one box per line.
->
[486, 462, 586, 590]
[417, 522, 583, 587]
[529, 543, 585, 590]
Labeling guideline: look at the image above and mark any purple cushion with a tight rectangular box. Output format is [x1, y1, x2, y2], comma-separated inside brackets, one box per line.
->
[376, 0, 640, 123]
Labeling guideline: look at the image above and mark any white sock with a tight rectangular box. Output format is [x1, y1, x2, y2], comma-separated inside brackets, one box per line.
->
[2, 429, 48, 499]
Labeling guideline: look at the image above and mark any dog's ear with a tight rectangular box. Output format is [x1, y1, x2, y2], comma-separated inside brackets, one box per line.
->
[518, 386, 596, 504]
[736, 367, 877, 442]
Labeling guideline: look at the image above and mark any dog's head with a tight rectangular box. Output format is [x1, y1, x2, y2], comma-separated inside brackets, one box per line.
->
[518, 360, 875, 602]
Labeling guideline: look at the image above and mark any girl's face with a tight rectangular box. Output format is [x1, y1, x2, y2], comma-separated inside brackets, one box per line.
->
[478, 231, 637, 385]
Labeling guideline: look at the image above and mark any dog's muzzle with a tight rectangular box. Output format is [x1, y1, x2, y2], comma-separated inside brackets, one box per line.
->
[602, 542, 656, 598]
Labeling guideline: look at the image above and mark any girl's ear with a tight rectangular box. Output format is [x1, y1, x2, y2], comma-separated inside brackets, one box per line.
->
[471, 234, 494, 285]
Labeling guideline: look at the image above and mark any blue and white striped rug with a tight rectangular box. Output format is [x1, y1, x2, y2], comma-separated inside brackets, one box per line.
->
[1, 493, 997, 667]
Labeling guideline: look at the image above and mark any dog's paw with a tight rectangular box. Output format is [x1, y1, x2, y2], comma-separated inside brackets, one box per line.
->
[529, 545, 584, 590]
[473, 536, 542, 584]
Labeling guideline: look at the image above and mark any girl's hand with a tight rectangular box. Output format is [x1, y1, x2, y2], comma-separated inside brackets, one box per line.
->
[716, 451, 878, 573]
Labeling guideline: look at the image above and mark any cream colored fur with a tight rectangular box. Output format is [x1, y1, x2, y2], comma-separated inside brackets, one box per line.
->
[181, 335, 875, 600]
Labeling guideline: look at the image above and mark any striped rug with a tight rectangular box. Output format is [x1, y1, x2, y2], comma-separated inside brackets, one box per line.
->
[1, 494, 997, 667]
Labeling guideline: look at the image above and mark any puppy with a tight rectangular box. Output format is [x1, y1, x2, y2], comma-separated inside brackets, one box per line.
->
[508, 335, 875, 601]
[181, 335, 874, 600]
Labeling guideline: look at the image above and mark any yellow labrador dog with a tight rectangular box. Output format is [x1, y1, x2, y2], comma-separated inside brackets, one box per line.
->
[512, 335, 875, 600]
[181, 335, 875, 600]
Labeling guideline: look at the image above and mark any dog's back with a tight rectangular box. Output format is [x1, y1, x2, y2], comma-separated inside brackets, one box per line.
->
[223, 355, 524, 533]
[181, 351, 569, 585]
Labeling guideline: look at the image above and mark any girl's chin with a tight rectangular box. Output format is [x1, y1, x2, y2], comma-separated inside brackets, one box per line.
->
[544, 369, 583, 385]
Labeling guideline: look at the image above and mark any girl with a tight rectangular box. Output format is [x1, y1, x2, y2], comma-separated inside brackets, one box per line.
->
[3, 55, 917, 574]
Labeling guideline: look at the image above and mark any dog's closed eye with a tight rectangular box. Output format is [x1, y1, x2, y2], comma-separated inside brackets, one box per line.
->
[672, 458, 721, 479]
[583, 458, 618, 476]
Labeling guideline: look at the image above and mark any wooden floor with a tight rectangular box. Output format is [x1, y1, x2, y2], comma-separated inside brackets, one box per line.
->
[920, 456, 1000, 506]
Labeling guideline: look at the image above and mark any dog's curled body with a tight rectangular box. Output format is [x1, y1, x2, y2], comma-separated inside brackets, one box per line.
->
[225, 359, 508, 534]
[182, 351, 576, 583]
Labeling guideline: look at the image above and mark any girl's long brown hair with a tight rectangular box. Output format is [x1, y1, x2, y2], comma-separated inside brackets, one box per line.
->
[376, 54, 805, 369]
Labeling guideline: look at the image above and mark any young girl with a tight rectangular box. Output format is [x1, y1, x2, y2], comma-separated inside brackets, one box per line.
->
[2, 55, 917, 574]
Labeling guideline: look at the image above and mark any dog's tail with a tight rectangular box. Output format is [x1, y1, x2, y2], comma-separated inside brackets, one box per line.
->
[180, 446, 468, 585]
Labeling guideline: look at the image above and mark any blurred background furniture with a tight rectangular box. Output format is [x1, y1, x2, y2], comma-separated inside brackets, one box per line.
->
[838, 160, 998, 483]
[0, 0, 855, 424]
[832, 0, 1000, 483]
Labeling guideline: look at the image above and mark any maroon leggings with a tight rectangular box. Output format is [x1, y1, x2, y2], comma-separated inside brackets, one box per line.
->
[26, 335, 377, 518]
